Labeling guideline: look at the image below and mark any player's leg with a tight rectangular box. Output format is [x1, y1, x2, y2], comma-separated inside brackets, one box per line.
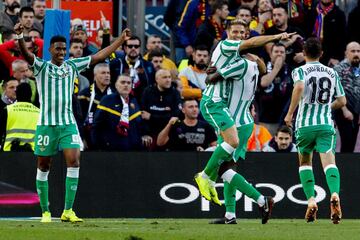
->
[34, 125, 59, 223]
[296, 127, 317, 222]
[59, 124, 83, 223]
[317, 127, 341, 224]
[196, 100, 238, 203]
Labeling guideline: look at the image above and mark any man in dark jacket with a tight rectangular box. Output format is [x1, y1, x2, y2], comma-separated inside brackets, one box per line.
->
[91, 74, 151, 151]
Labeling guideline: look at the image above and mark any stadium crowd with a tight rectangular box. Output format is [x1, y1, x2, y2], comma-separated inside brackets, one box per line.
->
[0, 0, 360, 153]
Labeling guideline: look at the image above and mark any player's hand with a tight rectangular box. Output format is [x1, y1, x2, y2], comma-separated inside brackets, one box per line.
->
[284, 113, 293, 128]
[342, 108, 354, 121]
[142, 135, 153, 147]
[277, 32, 297, 41]
[244, 53, 259, 62]
[206, 63, 217, 75]
[120, 28, 131, 41]
[14, 23, 24, 35]
[141, 110, 151, 120]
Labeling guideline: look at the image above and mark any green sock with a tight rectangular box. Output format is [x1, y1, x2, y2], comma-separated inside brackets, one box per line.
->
[299, 167, 315, 200]
[325, 165, 340, 195]
[36, 180, 49, 212]
[224, 182, 236, 213]
[230, 173, 261, 201]
[204, 143, 233, 181]
[65, 177, 79, 210]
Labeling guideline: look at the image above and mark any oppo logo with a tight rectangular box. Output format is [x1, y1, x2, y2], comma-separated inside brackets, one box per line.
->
[159, 183, 326, 211]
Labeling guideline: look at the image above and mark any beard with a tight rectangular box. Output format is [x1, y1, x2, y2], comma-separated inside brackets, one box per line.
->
[195, 63, 207, 70]
[7, 2, 20, 11]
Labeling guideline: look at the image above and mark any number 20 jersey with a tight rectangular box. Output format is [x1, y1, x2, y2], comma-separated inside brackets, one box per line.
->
[292, 62, 345, 129]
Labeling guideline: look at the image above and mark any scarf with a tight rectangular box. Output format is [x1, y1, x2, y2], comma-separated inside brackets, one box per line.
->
[126, 56, 141, 90]
[116, 96, 130, 137]
[209, 16, 224, 40]
[313, 2, 334, 41]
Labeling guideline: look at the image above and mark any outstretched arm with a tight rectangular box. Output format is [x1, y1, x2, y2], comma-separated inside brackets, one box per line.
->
[239, 32, 296, 52]
[90, 28, 131, 65]
[14, 23, 34, 66]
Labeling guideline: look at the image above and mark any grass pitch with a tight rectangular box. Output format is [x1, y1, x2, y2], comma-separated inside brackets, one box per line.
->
[1, 218, 360, 240]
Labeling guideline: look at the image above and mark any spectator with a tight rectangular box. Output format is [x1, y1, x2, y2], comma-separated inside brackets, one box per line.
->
[19, 7, 41, 36]
[265, 5, 304, 67]
[306, 0, 346, 66]
[262, 125, 297, 152]
[195, 0, 229, 51]
[0, 82, 39, 151]
[0, 0, 21, 33]
[179, 45, 209, 100]
[31, 0, 46, 35]
[144, 35, 177, 73]
[157, 99, 217, 151]
[249, 0, 273, 35]
[141, 69, 182, 148]
[0, 30, 15, 81]
[91, 74, 150, 151]
[333, 42, 360, 152]
[109, 36, 155, 103]
[11, 59, 38, 105]
[29, 28, 41, 42]
[69, 38, 84, 58]
[78, 63, 114, 150]
[276, 0, 307, 33]
[247, 103, 272, 151]
[0, 79, 18, 111]
[236, 6, 260, 38]
[175, 0, 214, 63]
[257, 43, 293, 135]
[148, 49, 164, 72]
[71, 24, 98, 57]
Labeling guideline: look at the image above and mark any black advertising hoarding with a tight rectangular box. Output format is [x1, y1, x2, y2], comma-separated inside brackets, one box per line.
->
[0, 152, 359, 218]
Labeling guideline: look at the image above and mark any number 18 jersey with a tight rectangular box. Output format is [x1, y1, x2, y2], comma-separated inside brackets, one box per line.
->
[292, 62, 345, 129]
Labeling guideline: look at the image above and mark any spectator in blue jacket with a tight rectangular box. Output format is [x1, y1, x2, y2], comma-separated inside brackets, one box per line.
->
[91, 74, 152, 151]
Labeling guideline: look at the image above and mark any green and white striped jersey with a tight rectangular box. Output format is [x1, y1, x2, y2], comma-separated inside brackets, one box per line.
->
[203, 39, 247, 102]
[292, 62, 345, 129]
[31, 55, 91, 126]
[219, 59, 258, 127]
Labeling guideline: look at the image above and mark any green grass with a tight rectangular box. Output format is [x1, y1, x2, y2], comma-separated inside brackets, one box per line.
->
[1, 218, 360, 240]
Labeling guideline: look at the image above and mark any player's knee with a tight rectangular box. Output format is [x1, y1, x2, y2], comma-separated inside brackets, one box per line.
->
[228, 138, 239, 148]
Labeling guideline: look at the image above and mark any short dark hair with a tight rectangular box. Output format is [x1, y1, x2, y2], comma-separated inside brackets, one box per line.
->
[271, 42, 286, 52]
[50, 35, 67, 45]
[237, 6, 252, 15]
[19, 7, 35, 18]
[148, 49, 163, 61]
[273, 4, 288, 14]
[182, 98, 198, 107]
[1, 29, 15, 42]
[194, 44, 209, 52]
[303, 37, 322, 59]
[276, 125, 293, 137]
[16, 82, 32, 102]
[211, 0, 228, 14]
[31, 0, 45, 6]
[70, 38, 83, 47]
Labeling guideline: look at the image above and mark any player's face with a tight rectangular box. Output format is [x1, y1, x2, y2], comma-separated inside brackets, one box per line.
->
[95, 67, 111, 87]
[183, 100, 199, 120]
[275, 132, 292, 150]
[50, 42, 67, 65]
[227, 24, 248, 41]
[346, 43, 360, 66]
[272, 8, 287, 28]
[115, 76, 132, 96]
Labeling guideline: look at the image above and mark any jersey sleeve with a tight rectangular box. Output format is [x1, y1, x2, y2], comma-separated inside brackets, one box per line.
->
[31, 55, 45, 76]
[334, 71, 345, 97]
[220, 40, 242, 56]
[68, 56, 91, 73]
[291, 67, 304, 83]
[217, 58, 247, 81]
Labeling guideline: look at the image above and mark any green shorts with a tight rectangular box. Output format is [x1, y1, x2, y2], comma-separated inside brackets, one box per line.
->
[295, 125, 336, 154]
[218, 123, 253, 162]
[200, 98, 235, 134]
[34, 124, 81, 156]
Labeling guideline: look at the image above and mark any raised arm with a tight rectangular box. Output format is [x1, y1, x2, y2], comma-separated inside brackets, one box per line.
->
[14, 23, 34, 66]
[90, 28, 131, 65]
[239, 32, 296, 52]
